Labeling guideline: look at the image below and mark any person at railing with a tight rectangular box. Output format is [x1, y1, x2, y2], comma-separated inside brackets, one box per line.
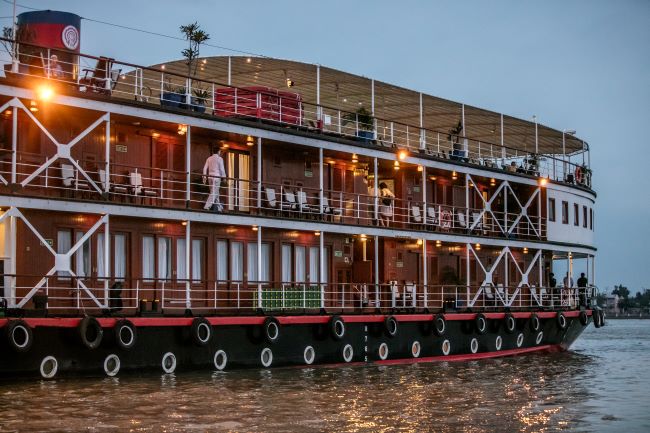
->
[48, 54, 64, 79]
[577, 273, 588, 288]
[563, 272, 574, 288]
[378, 182, 394, 227]
[506, 161, 517, 173]
[202, 147, 227, 212]
[550, 272, 557, 288]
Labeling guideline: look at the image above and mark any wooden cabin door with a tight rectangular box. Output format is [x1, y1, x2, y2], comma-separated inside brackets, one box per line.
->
[226, 151, 250, 212]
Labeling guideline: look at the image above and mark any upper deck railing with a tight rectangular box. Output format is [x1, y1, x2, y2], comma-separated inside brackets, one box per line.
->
[0, 38, 593, 190]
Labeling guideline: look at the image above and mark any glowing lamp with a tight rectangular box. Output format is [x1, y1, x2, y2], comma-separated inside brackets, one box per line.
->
[398, 150, 408, 160]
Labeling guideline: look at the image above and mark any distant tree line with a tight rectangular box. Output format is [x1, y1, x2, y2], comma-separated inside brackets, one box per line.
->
[610, 284, 650, 311]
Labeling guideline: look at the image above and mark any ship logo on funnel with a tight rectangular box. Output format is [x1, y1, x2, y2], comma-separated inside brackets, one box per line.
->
[61, 25, 79, 50]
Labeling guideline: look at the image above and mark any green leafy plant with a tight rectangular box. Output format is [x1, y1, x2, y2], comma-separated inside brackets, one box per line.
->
[179, 22, 210, 77]
[193, 87, 209, 104]
[343, 107, 374, 131]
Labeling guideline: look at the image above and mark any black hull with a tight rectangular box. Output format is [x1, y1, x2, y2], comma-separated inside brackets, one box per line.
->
[0, 312, 591, 379]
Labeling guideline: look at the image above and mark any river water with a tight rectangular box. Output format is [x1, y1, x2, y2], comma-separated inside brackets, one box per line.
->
[1, 320, 649, 432]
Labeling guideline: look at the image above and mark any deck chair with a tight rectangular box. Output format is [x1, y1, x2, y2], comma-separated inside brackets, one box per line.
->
[60, 163, 89, 190]
[404, 281, 416, 308]
[472, 212, 483, 231]
[389, 280, 399, 307]
[281, 190, 298, 211]
[426, 206, 437, 226]
[457, 211, 467, 228]
[321, 196, 342, 216]
[129, 172, 157, 197]
[264, 187, 278, 210]
[296, 190, 314, 214]
[99, 169, 129, 194]
[79, 56, 121, 95]
[496, 284, 506, 304]
[410, 205, 423, 225]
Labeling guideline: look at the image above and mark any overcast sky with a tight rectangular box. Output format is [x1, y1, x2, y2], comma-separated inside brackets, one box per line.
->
[3, 0, 649, 293]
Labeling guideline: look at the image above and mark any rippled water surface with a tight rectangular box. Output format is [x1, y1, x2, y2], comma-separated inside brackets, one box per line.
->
[1, 320, 649, 432]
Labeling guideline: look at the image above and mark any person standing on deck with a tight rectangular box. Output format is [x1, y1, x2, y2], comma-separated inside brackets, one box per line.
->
[563, 272, 574, 288]
[577, 273, 588, 288]
[203, 148, 227, 212]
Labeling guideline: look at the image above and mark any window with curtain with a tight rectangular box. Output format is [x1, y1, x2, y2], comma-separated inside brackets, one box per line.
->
[309, 246, 319, 284]
[295, 245, 306, 283]
[57, 230, 71, 277]
[216, 240, 228, 281]
[192, 239, 204, 282]
[176, 238, 187, 281]
[97, 233, 106, 279]
[114, 234, 126, 281]
[322, 247, 329, 284]
[157, 237, 171, 280]
[231, 241, 243, 281]
[75, 231, 91, 278]
[248, 243, 271, 282]
[281, 244, 292, 283]
[142, 236, 155, 281]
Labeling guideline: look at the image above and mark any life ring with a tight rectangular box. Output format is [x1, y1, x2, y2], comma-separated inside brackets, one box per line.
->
[557, 312, 567, 330]
[574, 166, 583, 184]
[599, 310, 606, 327]
[114, 319, 137, 350]
[529, 313, 540, 332]
[593, 310, 601, 328]
[6, 319, 33, 353]
[434, 314, 446, 336]
[79, 316, 103, 349]
[384, 316, 398, 337]
[579, 311, 589, 326]
[475, 313, 487, 335]
[263, 316, 280, 344]
[330, 315, 345, 340]
[191, 317, 212, 346]
[504, 313, 516, 334]
[440, 210, 452, 230]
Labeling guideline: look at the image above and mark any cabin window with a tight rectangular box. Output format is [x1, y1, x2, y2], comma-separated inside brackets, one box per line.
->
[295, 245, 306, 283]
[230, 242, 243, 281]
[573, 203, 579, 226]
[281, 244, 292, 282]
[57, 230, 72, 277]
[157, 237, 172, 281]
[142, 236, 155, 281]
[74, 231, 91, 279]
[309, 246, 320, 284]
[548, 198, 556, 222]
[590, 208, 594, 231]
[216, 240, 228, 281]
[247, 242, 271, 282]
[192, 239, 204, 282]
[97, 233, 106, 279]
[176, 238, 187, 281]
[114, 234, 126, 281]
[583, 206, 588, 228]
[561, 201, 568, 224]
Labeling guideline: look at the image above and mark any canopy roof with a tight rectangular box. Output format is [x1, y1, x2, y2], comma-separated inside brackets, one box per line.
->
[151, 56, 586, 156]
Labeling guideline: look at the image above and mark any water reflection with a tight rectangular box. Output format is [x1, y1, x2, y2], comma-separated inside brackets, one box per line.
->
[1, 322, 650, 432]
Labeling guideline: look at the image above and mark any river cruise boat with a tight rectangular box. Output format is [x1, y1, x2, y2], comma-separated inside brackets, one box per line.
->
[0, 11, 603, 379]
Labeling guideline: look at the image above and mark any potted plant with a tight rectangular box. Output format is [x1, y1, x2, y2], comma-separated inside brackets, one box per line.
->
[180, 22, 210, 77]
[343, 107, 374, 141]
[191, 87, 209, 113]
[161, 82, 187, 109]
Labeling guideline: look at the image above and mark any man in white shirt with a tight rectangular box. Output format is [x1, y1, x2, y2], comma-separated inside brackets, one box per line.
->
[202, 148, 227, 212]
[563, 273, 574, 288]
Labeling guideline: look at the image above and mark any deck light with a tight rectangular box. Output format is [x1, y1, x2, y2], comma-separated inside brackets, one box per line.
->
[490, 178, 496, 186]
[359, 234, 367, 241]
[393, 161, 400, 170]
[252, 225, 258, 231]
[181, 221, 187, 226]
[398, 150, 408, 160]
[177, 124, 187, 135]
[36, 84, 53, 101]
[314, 231, 321, 236]
[29, 100, 38, 112]
[3, 109, 11, 116]
[475, 243, 481, 251]
[286, 78, 294, 88]
[429, 175, 437, 181]
[152, 132, 160, 139]
[246, 135, 255, 146]
[246, 57, 252, 63]
[161, 64, 166, 70]
[351, 154, 359, 163]
[452, 171, 458, 180]
[435, 240, 442, 247]
[417, 165, 423, 172]
[523, 247, 529, 254]
[538, 177, 548, 187]
[416, 239, 423, 246]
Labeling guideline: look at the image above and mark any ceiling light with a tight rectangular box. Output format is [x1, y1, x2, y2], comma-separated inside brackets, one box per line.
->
[246, 135, 255, 146]
[398, 150, 408, 161]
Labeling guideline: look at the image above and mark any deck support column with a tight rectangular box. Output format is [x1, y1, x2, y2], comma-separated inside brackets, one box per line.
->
[185, 220, 191, 309]
[320, 230, 325, 309]
[465, 173, 470, 233]
[500, 113, 505, 162]
[104, 113, 110, 193]
[422, 166, 427, 221]
[185, 125, 191, 206]
[374, 235, 379, 308]
[373, 157, 378, 222]
[319, 147, 324, 214]
[257, 137, 262, 210]
[422, 239, 427, 308]
[8, 214, 17, 306]
[419, 92, 425, 150]
[371, 79, 376, 140]
[227, 56, 232, 86]
[11, 106, 17, 184]
[104, 215, 110, 306]
[257, 225, 262, 308]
